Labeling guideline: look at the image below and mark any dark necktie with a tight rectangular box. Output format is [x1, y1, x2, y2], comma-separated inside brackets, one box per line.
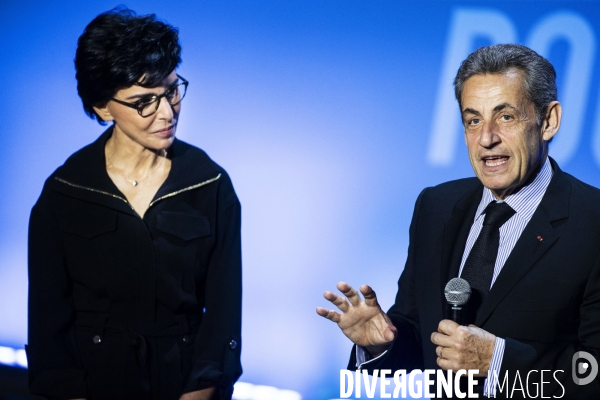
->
[461, 201, 515, 321]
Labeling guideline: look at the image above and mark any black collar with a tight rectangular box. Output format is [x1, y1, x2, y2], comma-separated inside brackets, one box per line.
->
[48, 127, 223, 212]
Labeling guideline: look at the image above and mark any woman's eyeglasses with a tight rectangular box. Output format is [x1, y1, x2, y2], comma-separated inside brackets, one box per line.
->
[110, 74, 189, 117]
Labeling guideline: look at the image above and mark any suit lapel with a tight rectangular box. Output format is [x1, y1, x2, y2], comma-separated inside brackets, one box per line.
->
[475, 160, 570, 326]
[440, 185, 482, 318]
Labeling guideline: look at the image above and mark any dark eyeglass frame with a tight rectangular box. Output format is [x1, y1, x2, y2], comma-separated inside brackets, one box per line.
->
[110, 74, 189, 117]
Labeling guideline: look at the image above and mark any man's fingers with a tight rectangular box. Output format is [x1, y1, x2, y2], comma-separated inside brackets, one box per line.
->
[430, 331, 454, 348]
[315, 307, 329, 317]
[383, 327, 397, 342]
[331, 293, 350, 312]
[360, 285, 379, 307]
[437, 319, 459, 334]
[337, 282, 361, 306]
[315, 307, 341, 323]
[323, 291, 338, 302]
[438, 346, 458, 359]
[436, 356, 453, 371]
[436, 347, 460, 370]
[322, 291, 351, 312]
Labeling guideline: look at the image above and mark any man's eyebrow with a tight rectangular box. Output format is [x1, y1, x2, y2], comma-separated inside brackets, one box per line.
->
[462, 107, 481, 116]
[462, 103, 519, 116]
[493, 103, 517, 113]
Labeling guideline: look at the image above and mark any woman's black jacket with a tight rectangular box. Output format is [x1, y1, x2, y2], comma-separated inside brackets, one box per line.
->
[27, 128, 242, 399]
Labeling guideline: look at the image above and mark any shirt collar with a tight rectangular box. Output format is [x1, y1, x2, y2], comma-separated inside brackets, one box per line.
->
[475, 157, 553, 223]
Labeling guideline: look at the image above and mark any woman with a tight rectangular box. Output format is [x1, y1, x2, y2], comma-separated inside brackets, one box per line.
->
[26, 8, 242, 400]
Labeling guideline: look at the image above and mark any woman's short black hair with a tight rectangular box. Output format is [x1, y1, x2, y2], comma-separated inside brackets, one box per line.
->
[75, 7, 182, 124]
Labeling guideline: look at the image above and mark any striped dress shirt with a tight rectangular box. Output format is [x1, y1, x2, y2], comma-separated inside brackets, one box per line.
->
[459, 157, 553, 396]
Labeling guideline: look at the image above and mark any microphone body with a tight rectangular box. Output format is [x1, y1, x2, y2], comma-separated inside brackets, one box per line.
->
[444, 278, 471, 325]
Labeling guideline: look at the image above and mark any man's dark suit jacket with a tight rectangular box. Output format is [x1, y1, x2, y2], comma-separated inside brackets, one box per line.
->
[350, 159, 600, 399]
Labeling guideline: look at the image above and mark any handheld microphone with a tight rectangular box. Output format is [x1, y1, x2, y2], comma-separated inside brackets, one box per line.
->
[444, 278, 471, 325]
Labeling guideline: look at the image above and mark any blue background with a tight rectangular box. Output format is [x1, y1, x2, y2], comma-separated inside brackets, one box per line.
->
[1, 1, 600, 398]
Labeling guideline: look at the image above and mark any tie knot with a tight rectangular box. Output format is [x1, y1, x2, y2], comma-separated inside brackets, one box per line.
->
[483, 201, 516, 228]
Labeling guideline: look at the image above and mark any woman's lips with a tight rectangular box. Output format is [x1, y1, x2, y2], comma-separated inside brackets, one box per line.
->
[154, 124, 175, 137]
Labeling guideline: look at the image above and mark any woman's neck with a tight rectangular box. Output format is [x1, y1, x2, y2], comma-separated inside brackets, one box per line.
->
[104, 128, 167, 177]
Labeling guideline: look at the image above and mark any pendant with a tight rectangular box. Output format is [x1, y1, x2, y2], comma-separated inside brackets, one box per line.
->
[132, 180, 138, 187]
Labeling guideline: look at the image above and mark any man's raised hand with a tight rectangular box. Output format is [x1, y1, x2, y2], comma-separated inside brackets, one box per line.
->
[316, 282, 397, 357]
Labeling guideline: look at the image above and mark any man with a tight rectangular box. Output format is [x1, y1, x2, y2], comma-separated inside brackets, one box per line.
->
[317, 44, 600, 398]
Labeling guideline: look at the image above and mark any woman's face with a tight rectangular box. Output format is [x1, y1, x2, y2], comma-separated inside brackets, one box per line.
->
[95, 71, 181, 151]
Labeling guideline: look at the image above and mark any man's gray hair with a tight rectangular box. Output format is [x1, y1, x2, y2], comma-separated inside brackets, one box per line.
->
[454, 44, 557, 125]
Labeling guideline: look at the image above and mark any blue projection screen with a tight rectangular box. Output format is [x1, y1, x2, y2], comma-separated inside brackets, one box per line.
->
[1, 1, 600, 399]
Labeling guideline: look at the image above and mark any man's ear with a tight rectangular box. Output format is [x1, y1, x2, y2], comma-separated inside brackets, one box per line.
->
[541, 101, 562, 141]
[92, 103, 113, 122]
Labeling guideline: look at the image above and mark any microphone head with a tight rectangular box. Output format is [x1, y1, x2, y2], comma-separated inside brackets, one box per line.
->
[444, 278, 471, 306]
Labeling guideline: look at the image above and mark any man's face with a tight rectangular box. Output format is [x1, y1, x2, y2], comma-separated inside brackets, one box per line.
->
[461, 69, 549, 200]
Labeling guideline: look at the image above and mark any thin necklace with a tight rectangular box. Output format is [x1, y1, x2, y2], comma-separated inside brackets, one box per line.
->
[107, 149, 168, 187]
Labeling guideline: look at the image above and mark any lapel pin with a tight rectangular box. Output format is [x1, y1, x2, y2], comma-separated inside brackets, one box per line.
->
[537, 235, 543, 242]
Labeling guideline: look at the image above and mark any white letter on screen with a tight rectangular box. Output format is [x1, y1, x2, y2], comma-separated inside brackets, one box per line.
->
[340, 370, 353, 398]
[527, 12, 595, 165]
[427, 8, 517, 166]
[380, 369, 391, 398]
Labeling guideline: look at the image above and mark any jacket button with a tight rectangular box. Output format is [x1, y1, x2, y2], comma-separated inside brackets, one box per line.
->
[229, 340, 237, 350]
[182, 335, 190, 343]
[92, 335, 102, 344]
